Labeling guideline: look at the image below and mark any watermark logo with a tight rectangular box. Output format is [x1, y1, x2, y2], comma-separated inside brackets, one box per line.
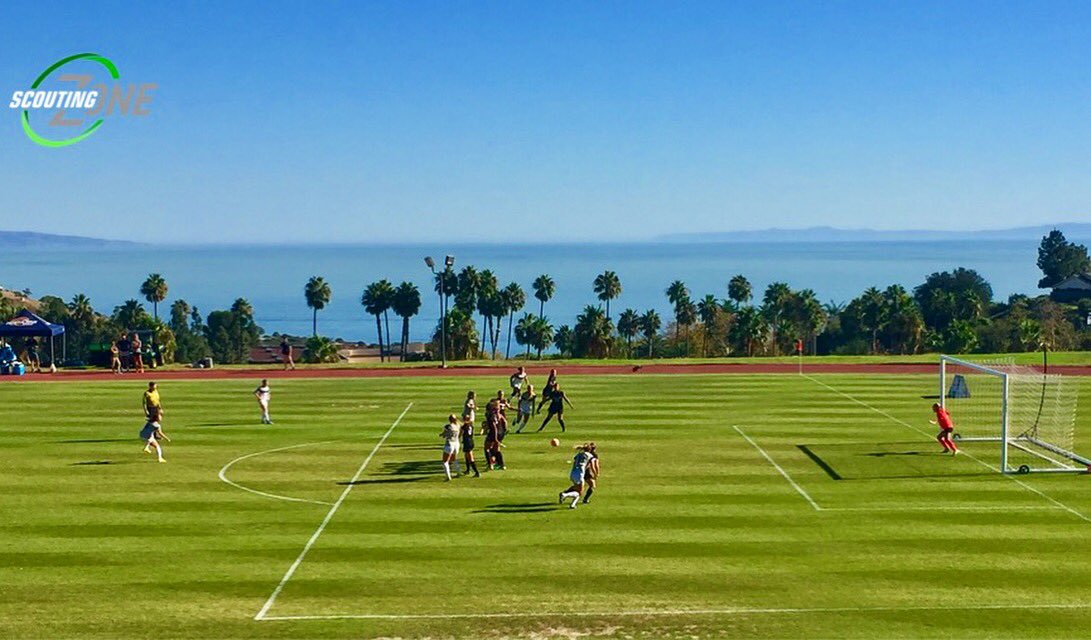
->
[9, 52, 156, 147]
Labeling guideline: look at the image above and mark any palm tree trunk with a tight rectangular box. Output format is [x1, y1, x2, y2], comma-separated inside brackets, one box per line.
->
[401, 317, 410, 362]
[374, 315, 384, 363]
[384, 312, 392, 359]
[539, 300, 544, 319]
[312, 308, 317, 337]
[506, 313, 514, 359]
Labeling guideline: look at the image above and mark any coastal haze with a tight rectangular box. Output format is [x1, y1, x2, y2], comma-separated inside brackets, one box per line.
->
[1, 225, 1083, 343]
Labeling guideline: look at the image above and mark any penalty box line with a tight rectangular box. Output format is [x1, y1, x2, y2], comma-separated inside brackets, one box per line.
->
[802, 374, 1091, 524]
[259, 601, 1091, 621]
[733, 425, 822, 511]
[254, 402, 414, 621]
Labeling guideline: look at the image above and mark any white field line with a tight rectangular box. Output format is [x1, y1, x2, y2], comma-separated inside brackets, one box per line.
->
[219, 441, 338, 506]
[824, 505, 1062, 512]
[733, 425, 821, 511]
[258, 601, 1091, 621]
[802, 375, 1091, 523]
[254, 402, 413, 621]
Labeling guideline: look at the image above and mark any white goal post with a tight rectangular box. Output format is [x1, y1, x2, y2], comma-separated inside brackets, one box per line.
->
[939, 355, 1088, 474]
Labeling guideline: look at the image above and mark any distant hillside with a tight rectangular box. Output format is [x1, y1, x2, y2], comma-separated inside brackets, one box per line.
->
[658, 223, 1091, 243]
[0, 231, 138, 248]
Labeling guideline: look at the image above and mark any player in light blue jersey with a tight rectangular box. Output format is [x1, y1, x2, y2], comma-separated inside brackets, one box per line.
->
[558, 443, 594, 509]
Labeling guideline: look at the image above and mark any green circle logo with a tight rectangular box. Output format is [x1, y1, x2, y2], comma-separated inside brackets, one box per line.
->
[21, 52, 119, 148]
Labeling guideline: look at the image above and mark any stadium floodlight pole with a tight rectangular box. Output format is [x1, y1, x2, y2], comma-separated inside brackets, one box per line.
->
[425, 255, 455, 368]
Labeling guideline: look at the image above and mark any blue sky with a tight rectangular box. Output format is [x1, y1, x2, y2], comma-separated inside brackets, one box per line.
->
[3, 1, 1091, 243]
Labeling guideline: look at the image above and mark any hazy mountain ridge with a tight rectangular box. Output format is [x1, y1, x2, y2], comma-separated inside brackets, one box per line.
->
[0, 231, 139, 248]
[658, 223, 1091, 243]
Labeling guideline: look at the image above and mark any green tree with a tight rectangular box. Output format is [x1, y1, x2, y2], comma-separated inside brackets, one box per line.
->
[616, 308, 640, 355]
[1037, 229, 1091, 288]
[501, 282, 526, 359]
[139, 273, 169, 323]
[532, 274, 555, 319]
[696, 294, 720, 356]
[730, 306, 767, 356]
[304, 276, 332, 337]
[391, 281, 422, 362]
[593, 270, 622, 319]
[639, 309, 661, 358]
[304, 335, 340, 363]
[554, 324, 574, 357]
[433, 307, 479, 360]
[914, 268, 992, 333]
[362, 280, 394, 362]
[455, 266, 480, 315]
[203, 301, 261, 364]
[727, 274, 752, 308]
[674, 297, 697, 356]
[113, 299, 150, 330]
[573, 305, 614, 358]
[761, 282, 792, 354]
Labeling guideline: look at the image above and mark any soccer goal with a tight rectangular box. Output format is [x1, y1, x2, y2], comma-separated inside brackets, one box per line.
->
[939, 355, 1088, 474]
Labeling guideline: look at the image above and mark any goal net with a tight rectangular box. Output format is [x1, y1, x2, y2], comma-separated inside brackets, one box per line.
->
[939, 355, 1087, 474]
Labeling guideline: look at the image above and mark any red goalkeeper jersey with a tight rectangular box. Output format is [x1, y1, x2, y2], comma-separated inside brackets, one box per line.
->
[936, 407, 953, 430]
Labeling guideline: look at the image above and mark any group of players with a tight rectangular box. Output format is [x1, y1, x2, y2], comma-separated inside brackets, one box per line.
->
[438, 367, 598, 508]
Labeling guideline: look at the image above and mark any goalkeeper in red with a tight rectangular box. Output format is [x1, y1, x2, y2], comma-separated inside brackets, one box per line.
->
[930, 403, 959, 455]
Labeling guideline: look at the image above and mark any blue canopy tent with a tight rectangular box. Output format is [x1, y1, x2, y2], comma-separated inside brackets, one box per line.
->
[0, 310, 65, 365]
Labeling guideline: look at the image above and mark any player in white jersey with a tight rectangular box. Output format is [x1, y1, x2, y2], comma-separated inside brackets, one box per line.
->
[254, 379, 272, 424]
[463, 390, 477, 424]
[514, 384, 536, 433]
[140, 406, 169, 462]
[558, 443, 595, 509]
[440, 414, 461, 481]
[509, 366, 528, 399]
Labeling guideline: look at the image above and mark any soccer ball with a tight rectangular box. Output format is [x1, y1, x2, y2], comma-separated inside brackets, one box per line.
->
[549, 438, 560, 447]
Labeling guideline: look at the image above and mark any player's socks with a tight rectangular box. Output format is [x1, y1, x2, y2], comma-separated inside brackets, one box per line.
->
[442, 461, 452, 481]
[582, 488, 593, 504]
[561, 491, 579, 502]
[494, 451, 505, 469]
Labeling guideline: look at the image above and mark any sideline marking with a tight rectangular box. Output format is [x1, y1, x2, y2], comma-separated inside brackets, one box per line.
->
[219, 441, 338, 506]
[258, 601, 1091, 621]
[733, 425, 821, 511]
[803, 375, 1091, 523]
[254, 402, 413, 621]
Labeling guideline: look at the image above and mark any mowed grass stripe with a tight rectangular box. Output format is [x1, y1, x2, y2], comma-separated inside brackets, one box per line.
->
[1, 374, 1090, 638]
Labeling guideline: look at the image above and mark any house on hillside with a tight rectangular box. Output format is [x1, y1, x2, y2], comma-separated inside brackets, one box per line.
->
[1049, 273, 1091, 303]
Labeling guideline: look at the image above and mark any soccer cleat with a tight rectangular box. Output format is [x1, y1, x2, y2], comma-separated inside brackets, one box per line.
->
[158, 458, 165, 463]
[569, 502, 578, 509]
[559, 492, 564, 504]
[952, 449, 960, 456]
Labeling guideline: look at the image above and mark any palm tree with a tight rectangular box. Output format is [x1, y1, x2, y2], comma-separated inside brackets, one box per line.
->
[593, 270, 622, 319]
[477, 270, 499, 355]
[114, 299, 148, 329]
[501, 282, 526, 359]
[666, 280, 689, 307]
[730, 306, 767, 356]
[515, 313, 535, 358]
[554, 324, 574, 357]
[68, 294, 95, 326]
[640, 309, 661, 358]
[362, 281, 393, 362]
[727, 274, 752, 308]
[859, 286, 885, 354]
[455, 266, 480, 315]
[530, 316, 555, 359]
[139, 273, 168, 323]
[532, 274, 555, 319]
[761, 282, 792, 354]
[304, 276, 332, 337]
[697, 294, 720, 356]
[617, 308, 640, 356]
[391, 282, 421, 362]
[574, 305, 614, 358]
[675, 297, 697, 356]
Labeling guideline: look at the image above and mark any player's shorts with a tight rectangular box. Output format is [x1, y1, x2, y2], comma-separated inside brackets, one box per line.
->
[519, 400, 533, 415]
[939, 427, 954, 436]
[443, 442, 459, 456]
[461, 437, 475, 453]
[569, 470, 585, 485]
[140, 424, 158, 442]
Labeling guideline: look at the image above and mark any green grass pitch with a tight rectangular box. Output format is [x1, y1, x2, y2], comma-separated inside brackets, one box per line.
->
[2, 373, 1090, 638]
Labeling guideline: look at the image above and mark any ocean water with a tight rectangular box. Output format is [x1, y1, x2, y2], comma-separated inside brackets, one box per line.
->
[0, 240, 1048, 343]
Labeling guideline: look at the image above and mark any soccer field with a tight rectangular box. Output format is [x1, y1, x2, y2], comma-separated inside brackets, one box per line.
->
[2, 372, 1090, 639]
